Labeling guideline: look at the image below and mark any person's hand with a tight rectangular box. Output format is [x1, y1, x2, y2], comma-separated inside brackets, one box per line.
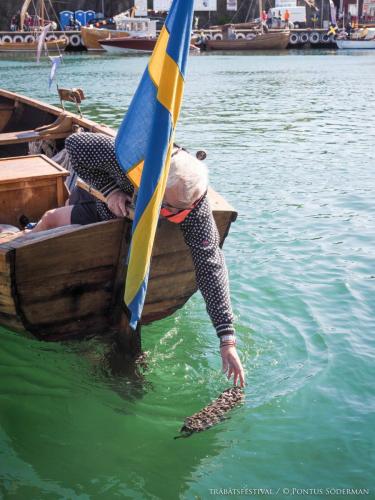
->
[106, 191, 132, 218]
[221, 345, 245, 387]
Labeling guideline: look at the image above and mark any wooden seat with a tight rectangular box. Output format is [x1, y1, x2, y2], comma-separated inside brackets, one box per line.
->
[0, 113, 73, 145]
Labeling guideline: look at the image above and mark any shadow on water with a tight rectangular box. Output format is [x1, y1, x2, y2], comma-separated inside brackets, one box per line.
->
[0, 325, 232, 498]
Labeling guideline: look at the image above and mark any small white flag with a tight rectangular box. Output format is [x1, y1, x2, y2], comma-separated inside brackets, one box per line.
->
[36, 23, 52, 63]
[48, 55, 62, 89]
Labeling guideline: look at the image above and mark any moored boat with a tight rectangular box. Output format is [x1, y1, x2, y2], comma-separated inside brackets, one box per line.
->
[205, 29, 290, 50]
[99, 36, 157, 54]
[81, 15, 157, 50]
[336, 39, 375, 49]
[99, 36, 200, 54]
[0, 38, 66, 53]
[336, 27, 375, 49]
[0, 0, 67, 52]
[0, 89, 236, 341]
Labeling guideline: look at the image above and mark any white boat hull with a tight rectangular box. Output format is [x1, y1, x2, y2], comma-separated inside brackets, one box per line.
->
[336, 39, 375, 49]
[100, 44, 150, 54]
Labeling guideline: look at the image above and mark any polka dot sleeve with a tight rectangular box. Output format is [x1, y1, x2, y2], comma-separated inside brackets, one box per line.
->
[65, 132, 134, 220]
[180, 196, 235, 338]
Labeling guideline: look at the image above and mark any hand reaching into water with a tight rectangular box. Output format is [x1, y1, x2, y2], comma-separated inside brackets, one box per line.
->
[221, 345, 245, 387]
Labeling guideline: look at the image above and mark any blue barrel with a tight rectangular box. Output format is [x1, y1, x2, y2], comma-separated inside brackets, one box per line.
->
[59, 10, 73, 30]
[74, 10, 86, 27]
[85, 10, 96, 25]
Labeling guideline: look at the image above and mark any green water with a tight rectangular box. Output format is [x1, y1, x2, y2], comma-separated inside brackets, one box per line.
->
[0, 50, 374, 499]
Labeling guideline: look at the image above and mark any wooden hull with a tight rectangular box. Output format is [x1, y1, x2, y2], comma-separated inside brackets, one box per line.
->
[0, 39, 67, 52]
[0, 89, 236, 341]
[206, 31, 290, 50]
[80, 26, 130, 50]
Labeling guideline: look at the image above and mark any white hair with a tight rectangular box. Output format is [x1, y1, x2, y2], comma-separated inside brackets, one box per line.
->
[167, 149, 208, 208]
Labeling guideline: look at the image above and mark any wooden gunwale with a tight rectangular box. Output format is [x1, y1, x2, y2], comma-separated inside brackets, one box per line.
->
[0, 89, 115, 138]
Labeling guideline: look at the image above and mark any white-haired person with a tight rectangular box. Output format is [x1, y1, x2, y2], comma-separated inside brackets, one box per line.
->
[35, 132, 245, 387]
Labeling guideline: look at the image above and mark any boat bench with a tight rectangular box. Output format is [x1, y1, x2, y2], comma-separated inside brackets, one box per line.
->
[0, 129, 71, 146]
[0, 113, 74, 146]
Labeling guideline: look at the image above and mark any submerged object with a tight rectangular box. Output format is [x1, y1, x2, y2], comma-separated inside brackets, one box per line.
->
[176, 387, 244, 438]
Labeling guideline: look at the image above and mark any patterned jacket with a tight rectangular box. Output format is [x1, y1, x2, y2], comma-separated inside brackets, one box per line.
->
[65, 132, 235, 339]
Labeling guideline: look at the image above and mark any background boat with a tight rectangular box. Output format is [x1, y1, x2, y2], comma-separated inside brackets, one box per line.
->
[98, 36, 156, 54]
[99, 36, 200, 54]
[205, 30, 290, 50]
[0, 37, 66, 52]
[81, 14, 157, 50]
[336, 39, 375, 48]
[0, 89, 236, 342]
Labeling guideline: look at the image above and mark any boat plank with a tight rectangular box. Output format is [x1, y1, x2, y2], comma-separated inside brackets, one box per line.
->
[14, 221, 124, 280]
[18, 289, 113, 325]
[146, 270, 197, 304]
[16, 266, 115, 304]
[149, 251, 193, 278]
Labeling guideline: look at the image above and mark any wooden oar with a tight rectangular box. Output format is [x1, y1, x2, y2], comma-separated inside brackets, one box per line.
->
[76, 178, 135, 220]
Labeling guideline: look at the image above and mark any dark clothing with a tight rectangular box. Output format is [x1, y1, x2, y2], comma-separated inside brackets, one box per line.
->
[65, 132, 235, 338]
[70, 187, 100, 225]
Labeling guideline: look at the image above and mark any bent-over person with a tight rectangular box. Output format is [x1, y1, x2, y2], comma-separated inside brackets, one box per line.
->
[34, 132, 245, 387]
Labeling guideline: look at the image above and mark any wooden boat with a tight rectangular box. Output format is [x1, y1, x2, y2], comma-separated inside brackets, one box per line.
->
[99, 36, 200, 55]
[205, 30, 290, 50]
[0, 0, 67, 53]
[0, 38, 66, 53]
[0, 89, 237, 344]
[81, 16, 157, 50]
[81, 27, 130, 50]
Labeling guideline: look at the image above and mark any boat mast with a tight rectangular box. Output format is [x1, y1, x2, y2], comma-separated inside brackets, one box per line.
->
[20, 0, 33, 31]
[259, 0, 264, 32]
[40, 0, 45, 28]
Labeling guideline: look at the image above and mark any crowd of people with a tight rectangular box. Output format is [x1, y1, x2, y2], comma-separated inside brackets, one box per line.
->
[9, 11, 57, 31]
[262, 8, 291, 29]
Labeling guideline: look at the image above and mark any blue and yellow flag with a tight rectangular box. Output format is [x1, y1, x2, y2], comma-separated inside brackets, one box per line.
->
[115, 0, 194, 329]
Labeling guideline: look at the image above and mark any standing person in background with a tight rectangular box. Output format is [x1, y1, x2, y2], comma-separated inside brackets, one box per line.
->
[10, 15, 18, 31]
[284, 9, 290, 27]
[267, 9, 273, 28]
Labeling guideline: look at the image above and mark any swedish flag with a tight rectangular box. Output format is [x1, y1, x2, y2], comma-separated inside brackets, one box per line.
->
[115, 0, 195, 329]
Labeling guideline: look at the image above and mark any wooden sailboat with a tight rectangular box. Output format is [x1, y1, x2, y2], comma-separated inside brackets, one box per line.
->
[0, 0, 67, 53]
[0, 89, 237, 342]
[205, 0, 289, 51]
[205, 30, 290, 50]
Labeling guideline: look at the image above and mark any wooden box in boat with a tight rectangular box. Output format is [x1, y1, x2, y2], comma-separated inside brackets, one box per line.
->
[0, 155, 69, 227]
[0, 89, 237, 341]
